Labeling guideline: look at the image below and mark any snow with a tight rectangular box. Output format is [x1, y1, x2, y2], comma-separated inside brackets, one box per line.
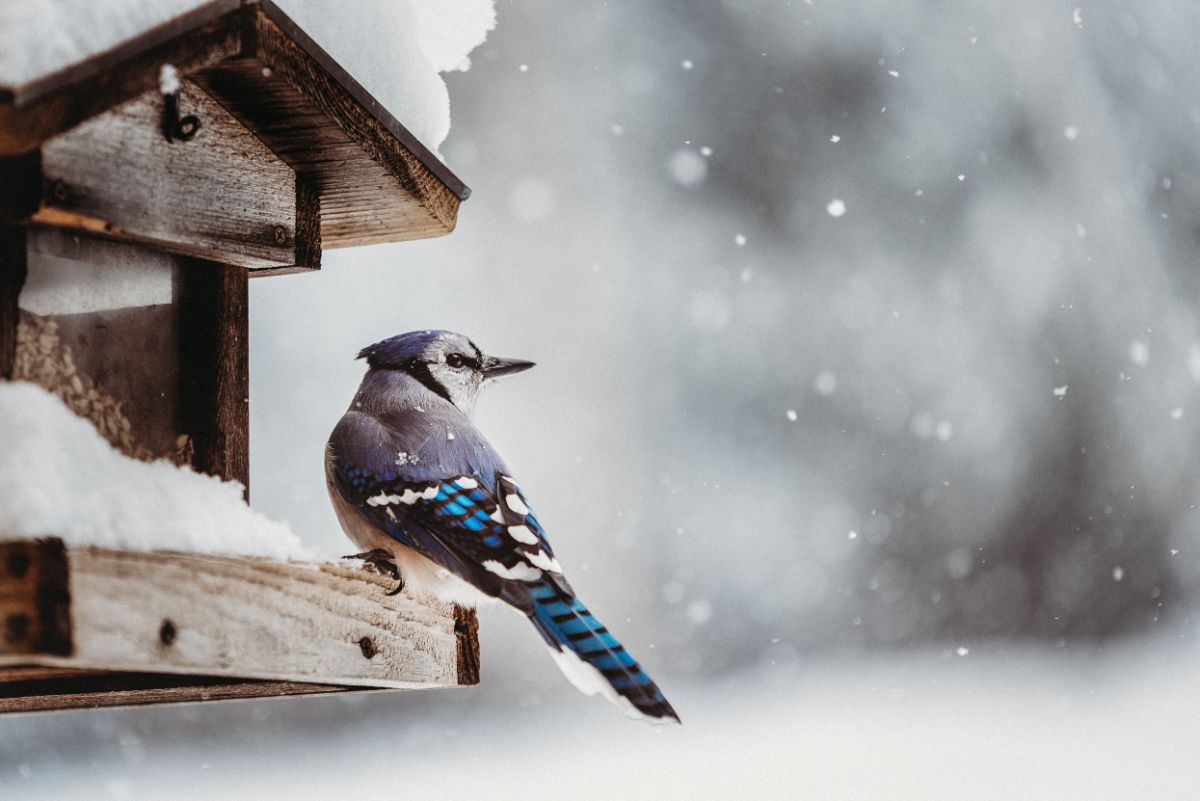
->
[814, 371, 838, 396]
[1130, 339, 1150, 366]
[7, 644, 1200, 801]
[826, 198, 847, 217]
[0, 0, 496, 151]
[0, 382, 312, 560]
[668, 148, 708, 186]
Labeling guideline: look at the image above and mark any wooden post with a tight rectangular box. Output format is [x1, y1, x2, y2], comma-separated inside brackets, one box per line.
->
[178, 261, 249, 493]
[0, 226, 25, 380]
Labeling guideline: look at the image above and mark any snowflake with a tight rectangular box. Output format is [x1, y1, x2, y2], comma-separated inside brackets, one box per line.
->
[395, 451, 419, 466]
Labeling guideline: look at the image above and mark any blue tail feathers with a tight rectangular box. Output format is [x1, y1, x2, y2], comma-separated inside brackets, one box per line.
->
[525, 578, 679, 723]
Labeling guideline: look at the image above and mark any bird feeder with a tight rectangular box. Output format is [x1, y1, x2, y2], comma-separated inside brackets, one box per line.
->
[0, 0, 478, 712]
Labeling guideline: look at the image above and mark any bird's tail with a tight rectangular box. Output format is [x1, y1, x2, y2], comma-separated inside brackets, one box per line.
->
[522, 577, 679, 724]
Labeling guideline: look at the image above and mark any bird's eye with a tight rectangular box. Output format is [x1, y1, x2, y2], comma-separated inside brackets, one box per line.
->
[445, 353, 465, 368]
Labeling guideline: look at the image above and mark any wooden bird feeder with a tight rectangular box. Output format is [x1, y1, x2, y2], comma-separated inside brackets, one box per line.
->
[0, 0, 478, 712]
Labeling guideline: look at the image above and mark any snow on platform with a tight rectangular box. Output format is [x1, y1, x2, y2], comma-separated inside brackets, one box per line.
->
[0, 381, 313, 560]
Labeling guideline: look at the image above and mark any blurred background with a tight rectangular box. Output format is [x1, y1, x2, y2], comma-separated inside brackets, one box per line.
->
[7, 0, 1200, 798]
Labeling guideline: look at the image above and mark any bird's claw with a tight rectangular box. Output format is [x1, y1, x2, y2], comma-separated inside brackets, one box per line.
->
[343, 549, 404, 594]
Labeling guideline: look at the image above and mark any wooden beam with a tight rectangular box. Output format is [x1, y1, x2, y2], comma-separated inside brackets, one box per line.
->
[0, 2, 243, 154]
[34, 80, 310, 271]
[178, 260, 249, 491]
[0, 539, 480, 713]
[0, 670, 355, 713]
[0, 226, 26, 380]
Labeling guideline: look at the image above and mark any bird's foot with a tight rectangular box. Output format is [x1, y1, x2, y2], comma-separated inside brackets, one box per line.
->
[343, 549, 404, 594]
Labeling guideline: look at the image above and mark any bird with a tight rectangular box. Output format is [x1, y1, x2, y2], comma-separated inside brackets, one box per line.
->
[325, 330, 679, 724]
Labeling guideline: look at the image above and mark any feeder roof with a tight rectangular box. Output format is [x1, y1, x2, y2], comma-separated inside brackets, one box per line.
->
[0, 0, 470, 249]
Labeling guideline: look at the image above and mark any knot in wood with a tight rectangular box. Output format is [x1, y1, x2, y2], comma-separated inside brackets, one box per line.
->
[4, 614, 29, 644]
[159, 618, 177, 646]
[357, 636, 377, 659]
[272, 225, 289, 245]
[5, 552, 30, 579]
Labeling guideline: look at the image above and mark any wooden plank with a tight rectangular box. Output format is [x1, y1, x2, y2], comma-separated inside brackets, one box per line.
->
[34, 80, 304, 270]
[194, 49, 459, 249]
[0, 670, 355, 713]
[0, 540, 479, 715]
[178, 260, 249, 490]
[0, 4, 243, 154]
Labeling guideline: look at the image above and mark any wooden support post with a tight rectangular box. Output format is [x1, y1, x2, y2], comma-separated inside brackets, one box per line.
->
[0, 539, 481, 713]
[0, 226, 25, 380]
[178, 261, 249, 492]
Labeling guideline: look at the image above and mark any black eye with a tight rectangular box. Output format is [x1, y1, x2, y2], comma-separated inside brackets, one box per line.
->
[445, 353, 465, 368]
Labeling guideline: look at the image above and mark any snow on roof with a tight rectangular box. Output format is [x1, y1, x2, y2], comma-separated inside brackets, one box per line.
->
[0, 0, 495, 151]
[0, 381, 314, 560]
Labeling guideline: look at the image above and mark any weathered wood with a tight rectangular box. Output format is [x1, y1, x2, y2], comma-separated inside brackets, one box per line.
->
[0, 1, 465, 257]
[178, 260, 249, 490]
[454, 605, 481, 685]
[0, 539, 71, 658]
[34, 80, 304, 270]
[0, 226, 26, 379]
[18, 228, 188, 462]
[0, 3, 244, 154]
[0, 540, 480, 713]
[0, 670, 356, 713]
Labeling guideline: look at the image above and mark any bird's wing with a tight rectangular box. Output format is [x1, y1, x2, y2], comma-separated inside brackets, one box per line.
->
[328, 412, 568, 603]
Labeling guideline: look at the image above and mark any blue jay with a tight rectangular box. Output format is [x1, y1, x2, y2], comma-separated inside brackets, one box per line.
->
[325, 330, 679, 723]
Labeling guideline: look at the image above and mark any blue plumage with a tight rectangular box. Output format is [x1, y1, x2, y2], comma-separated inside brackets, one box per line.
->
[326, 331, 679, 723]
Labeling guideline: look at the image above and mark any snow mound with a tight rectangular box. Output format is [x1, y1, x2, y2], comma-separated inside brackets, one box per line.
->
[0, 0, 496, 150]
[0, 381, 313, 561]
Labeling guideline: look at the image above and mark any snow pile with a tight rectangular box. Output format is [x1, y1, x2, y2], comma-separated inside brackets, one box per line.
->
[0, 0, 496, 150]
[0, 381, 313, 560]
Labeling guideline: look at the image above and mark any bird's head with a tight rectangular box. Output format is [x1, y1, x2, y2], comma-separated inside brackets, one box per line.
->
[357, 330, 535, 415]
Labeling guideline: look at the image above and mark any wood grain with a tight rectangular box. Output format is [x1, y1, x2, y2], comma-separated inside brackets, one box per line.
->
[0, 670, 355, 713]
[0, 539, 71, 658]
[178, 260, 249, 491]
[0, 4, 243, 154]
[35, 80, 300, 270]
[0, 541, 479, 714]
[0, 1, 465, 256]
[0, 226, 25, 380]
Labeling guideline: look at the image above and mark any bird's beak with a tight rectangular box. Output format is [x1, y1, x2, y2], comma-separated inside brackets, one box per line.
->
[482, 355, 536, 378]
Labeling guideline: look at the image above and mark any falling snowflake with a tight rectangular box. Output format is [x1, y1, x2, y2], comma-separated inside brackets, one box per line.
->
[395, 451, 419, 466]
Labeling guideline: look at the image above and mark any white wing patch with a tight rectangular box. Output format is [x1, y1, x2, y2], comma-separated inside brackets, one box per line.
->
[366, 486, 436, 506]
[504, 493, 530, 515]
[524, 549, 562, 573]
[454, 476, 479, 489]
[507, 524, 539, 545]
[483, 559, 543, 581]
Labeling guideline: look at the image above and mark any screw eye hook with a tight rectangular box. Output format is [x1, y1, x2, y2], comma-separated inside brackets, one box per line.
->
[162, 86, 201, 143]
